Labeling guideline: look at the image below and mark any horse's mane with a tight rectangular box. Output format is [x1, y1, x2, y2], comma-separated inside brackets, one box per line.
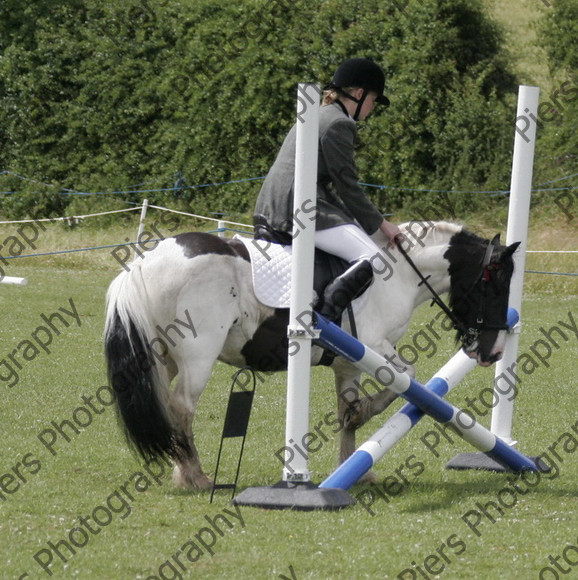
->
[393, 220, 464, 253]
[406, 220, 463, 236]
[395, 220, 500, 317]
[443, 226, 509, 317]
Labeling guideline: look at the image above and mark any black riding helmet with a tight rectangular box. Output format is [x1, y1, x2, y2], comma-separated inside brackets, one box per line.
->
[326, 58, 390, 120]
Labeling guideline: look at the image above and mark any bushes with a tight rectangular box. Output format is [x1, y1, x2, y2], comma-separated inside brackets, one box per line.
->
[1, 0, 520, 219]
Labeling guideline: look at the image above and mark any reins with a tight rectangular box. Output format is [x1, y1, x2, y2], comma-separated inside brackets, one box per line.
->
[396, 236, 501, 351]
[396, 240, 465, 332]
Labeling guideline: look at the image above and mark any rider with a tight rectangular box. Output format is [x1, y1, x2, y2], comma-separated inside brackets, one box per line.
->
[254, 57, 401, 322]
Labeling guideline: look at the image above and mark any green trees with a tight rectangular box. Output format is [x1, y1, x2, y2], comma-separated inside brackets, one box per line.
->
[1, 0, 521, 218]
[536, 0, 578, 182]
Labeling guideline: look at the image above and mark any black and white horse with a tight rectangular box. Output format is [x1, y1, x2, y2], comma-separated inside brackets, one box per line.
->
[104, 221, 519, 489]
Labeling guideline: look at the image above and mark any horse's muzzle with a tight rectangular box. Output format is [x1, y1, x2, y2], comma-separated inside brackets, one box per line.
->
[465, 348, 503, 367]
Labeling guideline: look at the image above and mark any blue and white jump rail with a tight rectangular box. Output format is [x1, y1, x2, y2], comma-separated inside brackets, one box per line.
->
[315, 308, 539, 491]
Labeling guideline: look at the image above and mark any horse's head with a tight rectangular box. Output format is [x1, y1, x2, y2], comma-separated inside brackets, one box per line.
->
[445, 231, 520, 366]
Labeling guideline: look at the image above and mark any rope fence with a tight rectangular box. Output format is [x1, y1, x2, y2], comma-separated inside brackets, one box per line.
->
[1, 169, 576, 198]
[0, 202, 574, 278]
[0, 207, 142, 225]
[146, 204, 253, 229]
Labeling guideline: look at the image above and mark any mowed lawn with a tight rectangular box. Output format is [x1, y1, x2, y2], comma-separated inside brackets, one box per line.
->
[1, 2, 575, 576]
[0, 216, 576, 579]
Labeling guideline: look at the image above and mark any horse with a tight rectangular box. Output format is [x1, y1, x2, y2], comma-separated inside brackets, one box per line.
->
[104, 220, 520, 490]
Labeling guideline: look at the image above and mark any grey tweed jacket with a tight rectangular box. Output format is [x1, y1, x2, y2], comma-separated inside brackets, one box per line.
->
[254, 102, 383, 236]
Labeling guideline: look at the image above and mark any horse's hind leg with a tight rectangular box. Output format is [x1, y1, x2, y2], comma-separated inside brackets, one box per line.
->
[169, 331, 230, 491]
[169, 376, 212, 490]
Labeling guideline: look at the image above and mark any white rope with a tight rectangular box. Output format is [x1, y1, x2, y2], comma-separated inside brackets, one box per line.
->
[0, 207, 141, 224]
[4, 202, 571, 245]
[146, 204, 253, 229]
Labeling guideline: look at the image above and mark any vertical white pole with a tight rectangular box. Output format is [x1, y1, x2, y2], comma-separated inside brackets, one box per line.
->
[283, 83, 320, 482]
[136, 198, 149, 256]
[218, 220, 226, 238]
[490, 86, 540, 444]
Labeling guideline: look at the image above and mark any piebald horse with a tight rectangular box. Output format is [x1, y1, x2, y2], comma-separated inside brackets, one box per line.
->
[104, 221, 519, 489]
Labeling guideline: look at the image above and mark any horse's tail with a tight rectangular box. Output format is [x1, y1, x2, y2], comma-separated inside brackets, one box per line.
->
[104, 267, 190, 463]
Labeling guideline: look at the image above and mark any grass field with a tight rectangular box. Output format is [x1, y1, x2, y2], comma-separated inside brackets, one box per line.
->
[484, 0, 552, 91]
[0, 208, 576, 579]
[1, 2, 577, 577]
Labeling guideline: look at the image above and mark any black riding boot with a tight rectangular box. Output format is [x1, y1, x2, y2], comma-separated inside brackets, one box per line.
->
[317, 260, 374, 324]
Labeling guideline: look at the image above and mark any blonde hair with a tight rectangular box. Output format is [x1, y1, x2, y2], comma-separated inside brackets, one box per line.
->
[322, 86, 357, 105]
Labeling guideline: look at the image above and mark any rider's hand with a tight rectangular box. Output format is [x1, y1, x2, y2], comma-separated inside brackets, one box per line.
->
[380, 220, 402, 247]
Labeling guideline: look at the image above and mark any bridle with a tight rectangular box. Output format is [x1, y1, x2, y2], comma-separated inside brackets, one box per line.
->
[396, 236, 509, 353]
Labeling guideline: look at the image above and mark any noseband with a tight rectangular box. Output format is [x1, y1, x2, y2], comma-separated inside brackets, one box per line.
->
[397, 238, 509, 352]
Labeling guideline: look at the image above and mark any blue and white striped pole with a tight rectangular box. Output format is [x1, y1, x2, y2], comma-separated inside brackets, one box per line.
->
[316, 309, 537, 490]
[320, 348, 478, 490]
[321, 309, 520, 489]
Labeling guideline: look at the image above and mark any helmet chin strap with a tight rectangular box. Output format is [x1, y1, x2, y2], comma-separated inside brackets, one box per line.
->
[352, 90, 368, 121]
[337, 88, 368, 121]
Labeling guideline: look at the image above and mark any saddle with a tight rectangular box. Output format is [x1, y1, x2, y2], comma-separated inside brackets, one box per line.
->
[235, 217, 374, 365]
[248, 216, 373, 326]
[235, 233, 349, 310]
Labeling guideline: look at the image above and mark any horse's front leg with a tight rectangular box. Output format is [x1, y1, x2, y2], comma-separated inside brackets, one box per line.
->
[333, 364, 383, 485]
[338, 341, 414, 431]
[334, 366, 361, 463]
[333, 342, 416, 472]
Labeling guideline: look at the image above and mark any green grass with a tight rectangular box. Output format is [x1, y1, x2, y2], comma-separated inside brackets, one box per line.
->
[0, 3, 575, 574]
[484, 0, 552, 91]
[0, 211, 576, 579]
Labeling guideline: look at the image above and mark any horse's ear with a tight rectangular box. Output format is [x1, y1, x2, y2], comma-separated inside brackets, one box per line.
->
[502, 241, 521, 259]
[490, 233, 501, 246]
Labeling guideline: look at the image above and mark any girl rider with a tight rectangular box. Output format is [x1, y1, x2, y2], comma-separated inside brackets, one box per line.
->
[254, 58, 400, 321]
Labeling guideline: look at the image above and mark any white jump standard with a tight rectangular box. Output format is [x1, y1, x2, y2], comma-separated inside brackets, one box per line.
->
[233, 83, 356, 510]
[313, 311, 539, 490]
[447, 84, 541, 471]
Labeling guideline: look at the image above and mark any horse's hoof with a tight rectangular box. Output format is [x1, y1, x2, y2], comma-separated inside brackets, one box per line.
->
[172, 466, 214, 491]
[358, 471, 378, 485]
[343, 401, 363, 431]
[194, 473, 214, 490]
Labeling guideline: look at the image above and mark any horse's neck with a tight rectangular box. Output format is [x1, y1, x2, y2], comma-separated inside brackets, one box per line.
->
[371, 225, 455, 307]
[407, 245, 453, 304]
[351, 222, 460, 347]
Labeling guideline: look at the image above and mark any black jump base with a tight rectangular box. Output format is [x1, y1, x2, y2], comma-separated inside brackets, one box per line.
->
[232, 480, 355, 511]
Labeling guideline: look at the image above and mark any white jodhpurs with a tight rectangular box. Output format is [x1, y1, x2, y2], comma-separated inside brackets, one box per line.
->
[314, 224, 382, 263]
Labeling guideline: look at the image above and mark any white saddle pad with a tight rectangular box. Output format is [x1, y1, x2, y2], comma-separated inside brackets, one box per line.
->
[235, 235, 294, 308]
